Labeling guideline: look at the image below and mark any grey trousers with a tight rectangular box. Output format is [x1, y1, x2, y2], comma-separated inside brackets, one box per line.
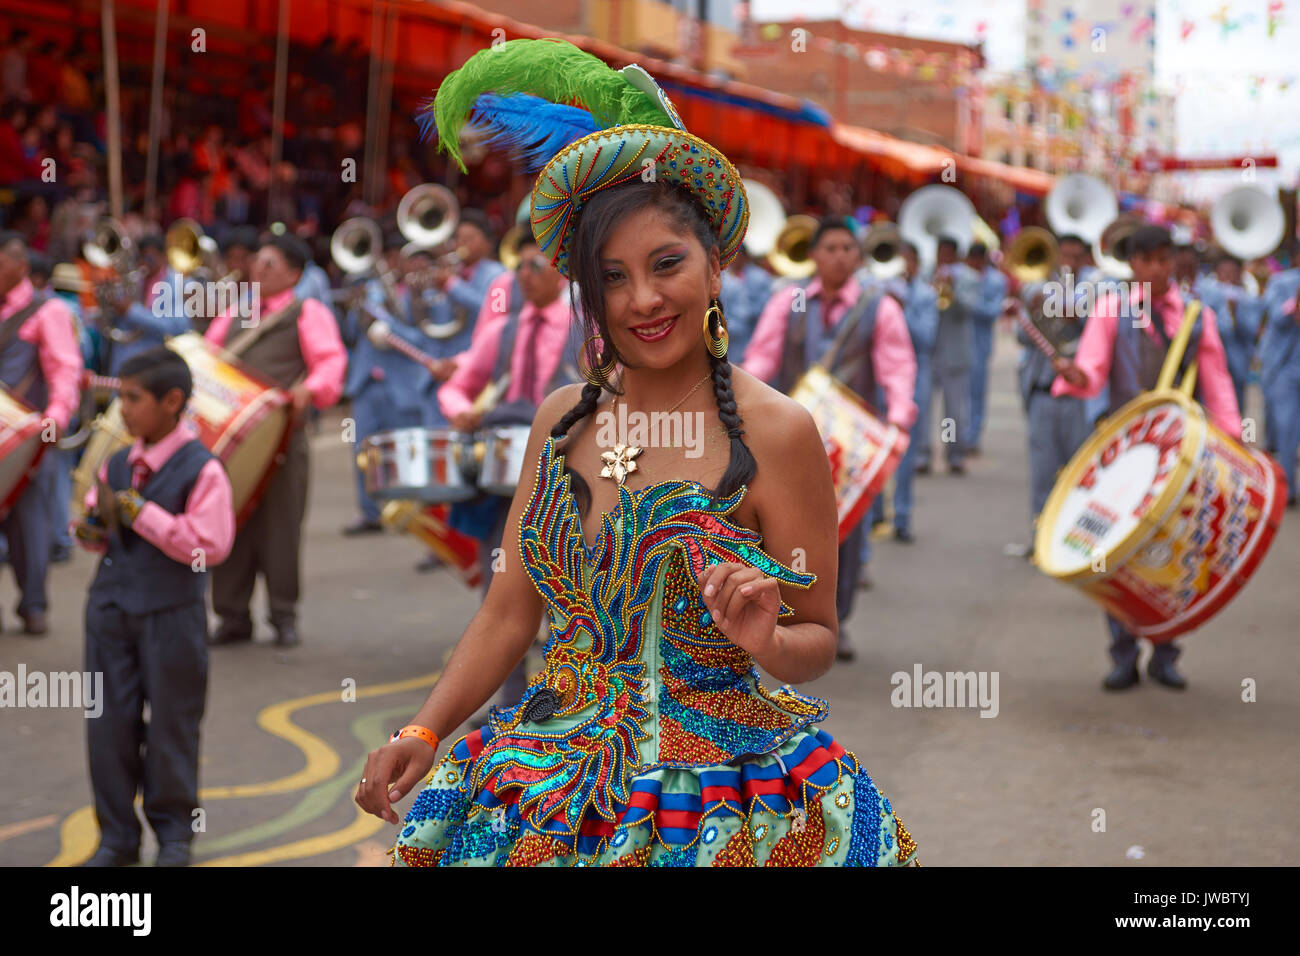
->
[212, 426, 310, 630]
[922, 364, 971, 468]
[478, 496, 529, 705]
[1107, 615, 1179, 668]
[837, 519, 867, 627]
[1, 448, 57, 615]
[1026, 390, 1090, 525]
[85, 600, 208, 850]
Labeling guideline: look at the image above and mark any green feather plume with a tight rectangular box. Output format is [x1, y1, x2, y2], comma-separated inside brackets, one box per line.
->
[430, 38, 671, 171]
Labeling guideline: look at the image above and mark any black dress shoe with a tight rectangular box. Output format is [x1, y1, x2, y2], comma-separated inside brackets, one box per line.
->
[915, 462, 931, 475]
[155, 842, 192, 867]
[948, 463, 966, 475]
[1146, 657, 1187, 690]
[21, 610, 47, 635]
[894, 528, 914, 543]
[83, 845, 139, 867]
[342, 519, 384, 536]
[1102, 662, 1141, 691]
[49, 543, 72, 563]
[274, 622, 300, 648]
[835, 639, 857, 662]
[207, 622, 252, 646]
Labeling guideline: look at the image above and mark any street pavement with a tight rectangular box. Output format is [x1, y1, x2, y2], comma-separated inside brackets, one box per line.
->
[1, 328, 1297, 866]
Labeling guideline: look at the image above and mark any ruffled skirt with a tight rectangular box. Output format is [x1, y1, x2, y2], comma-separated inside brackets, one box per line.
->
[390, 726, 918, 867]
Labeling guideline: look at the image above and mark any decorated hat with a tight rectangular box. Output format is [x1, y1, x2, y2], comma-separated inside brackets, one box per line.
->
[422, 38, 748, 278]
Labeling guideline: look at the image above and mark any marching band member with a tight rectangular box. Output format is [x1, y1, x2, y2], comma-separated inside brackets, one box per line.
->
[106, 234, 189, 374]
[889, 241, 938, 543]
[920, 236, 981, 475]
[0, 232, 83, 634]
[965, 240, 1008, 457]
[204, 234, 347, 648]
[1053, 224, 1240, 691]
[743, 216, 917, 661]
[718, 245, 772, 362]
[440, 230, 577, 703]
[1258, 261, 1300, 502]
[340, 238, 442, 535]
[1015, 264, 1089, 557]
[75, 346, 235, 867]
[1196, 252, 1263, 418]
[420, 210, 506, 429]
[1056, 233, 1110, 427]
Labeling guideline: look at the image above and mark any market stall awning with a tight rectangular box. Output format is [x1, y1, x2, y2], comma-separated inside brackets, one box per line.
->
[831, 124, 952, 182]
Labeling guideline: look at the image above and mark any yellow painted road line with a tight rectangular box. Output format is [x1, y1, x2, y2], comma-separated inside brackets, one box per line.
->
[47, 671, 437, 867]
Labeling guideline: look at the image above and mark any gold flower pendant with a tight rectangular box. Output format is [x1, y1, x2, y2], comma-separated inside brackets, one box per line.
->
[599, 443, 644, 485]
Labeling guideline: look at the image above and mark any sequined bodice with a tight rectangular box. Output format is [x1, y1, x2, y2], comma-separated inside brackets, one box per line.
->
[471, 437, 828, 834]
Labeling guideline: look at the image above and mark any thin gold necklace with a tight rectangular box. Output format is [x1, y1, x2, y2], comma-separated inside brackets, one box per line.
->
[599, 371, 712, 484]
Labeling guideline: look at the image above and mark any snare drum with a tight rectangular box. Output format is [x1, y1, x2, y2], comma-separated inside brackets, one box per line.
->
[790, 364, 909, 543]
[475, 425, 531, 497]
[358, 428, 478, 504]
[0, 387, 47, 520]
[70, 332, 292, 527]
[1035, 390, 1286, 642]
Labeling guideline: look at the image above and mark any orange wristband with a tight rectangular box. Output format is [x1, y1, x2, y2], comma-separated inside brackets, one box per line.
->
[390, 725, 439, 751]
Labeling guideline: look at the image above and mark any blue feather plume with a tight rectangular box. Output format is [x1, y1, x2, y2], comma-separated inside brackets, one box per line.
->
[417, 92, 599, 172]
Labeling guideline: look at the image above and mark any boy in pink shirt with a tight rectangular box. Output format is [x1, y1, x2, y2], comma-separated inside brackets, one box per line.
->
[75, 347, 235, 866]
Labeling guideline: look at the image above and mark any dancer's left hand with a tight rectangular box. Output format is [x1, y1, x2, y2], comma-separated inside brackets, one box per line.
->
[695, 561, 780, 657]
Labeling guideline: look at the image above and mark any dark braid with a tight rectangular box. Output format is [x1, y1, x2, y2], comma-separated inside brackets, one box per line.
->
[706, 336, 757, 500]
[549, 380, 604, 518]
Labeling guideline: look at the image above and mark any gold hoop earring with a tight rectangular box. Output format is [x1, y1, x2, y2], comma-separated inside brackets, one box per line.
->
[704, 301, 729, 359]
[578, 334, 616, 387]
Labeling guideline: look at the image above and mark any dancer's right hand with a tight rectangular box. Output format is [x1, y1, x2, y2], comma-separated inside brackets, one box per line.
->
[355, 738, 437, 824]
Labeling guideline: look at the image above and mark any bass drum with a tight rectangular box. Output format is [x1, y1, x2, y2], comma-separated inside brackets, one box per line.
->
[70, 332, 292, 527]
[1034, 389, 1285, 642]
[0, 387, 48, 521]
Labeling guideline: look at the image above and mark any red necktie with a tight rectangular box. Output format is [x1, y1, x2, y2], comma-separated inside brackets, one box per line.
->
[514, 307, 545, 404]
[131, 460, 152, 491]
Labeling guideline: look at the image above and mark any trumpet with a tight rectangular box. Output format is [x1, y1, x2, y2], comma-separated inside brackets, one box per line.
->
[862, 222, 906, 280]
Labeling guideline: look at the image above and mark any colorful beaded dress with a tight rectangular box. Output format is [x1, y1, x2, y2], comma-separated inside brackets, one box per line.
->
[391, 437, 919, 867]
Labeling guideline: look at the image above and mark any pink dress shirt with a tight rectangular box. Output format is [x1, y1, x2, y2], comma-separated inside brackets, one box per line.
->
[439, 278, 574, 419]
[1051, 282, 1241, 436]
[204, 288, 346, 409]
[742, 276, 918, 429]
[78, 420, 236, 565]
[1, 277, 83, 430]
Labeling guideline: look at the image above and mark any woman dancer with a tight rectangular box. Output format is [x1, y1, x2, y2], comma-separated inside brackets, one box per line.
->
[356, 39, 918, 867]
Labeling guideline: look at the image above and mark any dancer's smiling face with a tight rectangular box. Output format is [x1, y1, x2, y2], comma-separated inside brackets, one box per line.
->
[596, 205, 721, 371]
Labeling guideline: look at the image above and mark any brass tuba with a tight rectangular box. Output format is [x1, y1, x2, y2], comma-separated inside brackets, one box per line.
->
[330, 216, 401, 317]
[1093, 214, 1145, 280]
[1004, 227, 1059, 284]
[164, 218, 207, 275]
[862, 222, 906, 280]
[767, 214, 819, 278]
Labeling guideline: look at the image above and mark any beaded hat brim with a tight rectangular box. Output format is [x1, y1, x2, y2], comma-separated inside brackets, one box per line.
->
[530, 125, 750, 279]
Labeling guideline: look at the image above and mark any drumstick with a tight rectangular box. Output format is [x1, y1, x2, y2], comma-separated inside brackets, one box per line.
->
[82, 371, 122, 391]
[1006, 296, 1060, 361]
[359, 302, 441, 371]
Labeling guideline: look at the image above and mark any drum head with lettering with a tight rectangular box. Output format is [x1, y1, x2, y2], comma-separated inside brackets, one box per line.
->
[1036, 396, 1202, 579]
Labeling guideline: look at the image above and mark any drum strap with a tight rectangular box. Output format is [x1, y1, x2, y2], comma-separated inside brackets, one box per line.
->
[0, 295, 50, 401]
[223, 298, 304, 359]
[0, 296, 47, 357]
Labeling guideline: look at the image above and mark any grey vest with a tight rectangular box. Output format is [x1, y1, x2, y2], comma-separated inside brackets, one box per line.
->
[89, 439, 216, 614]
[480, 282, 579, 427]
[229, 299, 306, 389]
[0, 296, 50, 409]
[1109, 300, 1203, 413]
[777, 287, 881, 409]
